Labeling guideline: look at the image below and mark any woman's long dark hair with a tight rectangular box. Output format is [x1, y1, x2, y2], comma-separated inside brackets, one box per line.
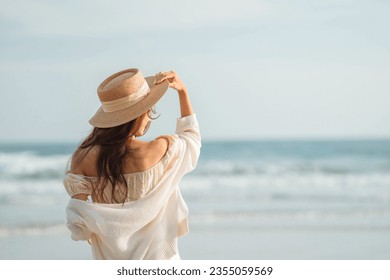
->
[78, 119, 136, 203]
[71, 108, 159, 204]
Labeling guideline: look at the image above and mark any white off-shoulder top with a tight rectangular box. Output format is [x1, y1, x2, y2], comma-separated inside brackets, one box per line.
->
[63, 114, 201, 260]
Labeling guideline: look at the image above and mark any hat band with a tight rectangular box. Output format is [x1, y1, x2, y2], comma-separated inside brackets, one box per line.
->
[101, 80, 150, 113]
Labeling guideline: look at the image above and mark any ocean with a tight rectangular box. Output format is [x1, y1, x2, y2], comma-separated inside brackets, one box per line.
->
[0, 139, 390, 243]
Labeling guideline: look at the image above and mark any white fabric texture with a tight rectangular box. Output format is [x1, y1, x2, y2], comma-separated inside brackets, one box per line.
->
[64, 114, 201, 260]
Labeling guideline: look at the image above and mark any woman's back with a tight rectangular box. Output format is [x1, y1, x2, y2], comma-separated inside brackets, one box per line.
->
[68, 138, 169, 203]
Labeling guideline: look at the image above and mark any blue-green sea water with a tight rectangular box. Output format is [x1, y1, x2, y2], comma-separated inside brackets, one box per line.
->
[0, 139, 389, 237]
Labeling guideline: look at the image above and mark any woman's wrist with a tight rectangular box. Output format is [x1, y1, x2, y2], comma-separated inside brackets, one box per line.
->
[177, 87, 193, 117]
[177, 87, 188, 95]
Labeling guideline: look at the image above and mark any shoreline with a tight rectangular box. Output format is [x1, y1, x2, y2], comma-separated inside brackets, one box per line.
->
[1, 228, 389, 260]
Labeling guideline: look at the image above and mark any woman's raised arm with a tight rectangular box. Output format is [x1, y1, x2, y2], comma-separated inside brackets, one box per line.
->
[154, 71, 193, 118]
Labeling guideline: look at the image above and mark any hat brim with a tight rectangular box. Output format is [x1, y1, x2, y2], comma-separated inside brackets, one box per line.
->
[89, 76, 169, 128]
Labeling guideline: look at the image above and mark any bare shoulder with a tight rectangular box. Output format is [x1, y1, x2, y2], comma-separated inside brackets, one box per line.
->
[147, 137, 169, 160]
[69, 147, 98, 175]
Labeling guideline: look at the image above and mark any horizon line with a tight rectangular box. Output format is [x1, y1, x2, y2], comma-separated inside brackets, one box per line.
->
[1, 135, 390, 144]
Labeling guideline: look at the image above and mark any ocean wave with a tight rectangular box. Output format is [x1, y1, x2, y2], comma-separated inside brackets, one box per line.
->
[0, 223, 67, 238]
[188, 208, 390, 231]
[182, 172, 390, 192]
[1, 148, 390, 182]
[193, 159, 390, 176]
[0, 179, 67, 200]
[1, 171, 390, 203]
[2, 208, 389, 238]
[0, 152, 70, 180]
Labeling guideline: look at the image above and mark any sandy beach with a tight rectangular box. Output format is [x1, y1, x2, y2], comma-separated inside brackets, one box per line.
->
[1, 227, 389, 260]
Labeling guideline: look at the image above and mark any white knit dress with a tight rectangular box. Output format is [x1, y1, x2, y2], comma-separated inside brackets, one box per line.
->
[64, 114, 201, 260]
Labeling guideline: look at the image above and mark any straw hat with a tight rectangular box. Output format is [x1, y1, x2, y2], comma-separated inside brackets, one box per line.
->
[89, 68, 169, 128]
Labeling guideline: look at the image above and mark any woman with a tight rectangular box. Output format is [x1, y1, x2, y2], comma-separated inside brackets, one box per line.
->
[64, 68, 201, 260]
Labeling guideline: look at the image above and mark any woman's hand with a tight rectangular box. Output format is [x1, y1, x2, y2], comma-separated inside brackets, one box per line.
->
[154, 71, 187, 92]
[153, 70, 193, 117]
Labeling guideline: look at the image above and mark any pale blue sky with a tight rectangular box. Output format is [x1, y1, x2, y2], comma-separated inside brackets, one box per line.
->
[1, 0, 389, 142]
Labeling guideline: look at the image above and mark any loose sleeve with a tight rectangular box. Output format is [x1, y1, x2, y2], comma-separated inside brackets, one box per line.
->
[63, 173, 93, 198]
[172, 113, 201, 174]
[66, 203, 93, 241]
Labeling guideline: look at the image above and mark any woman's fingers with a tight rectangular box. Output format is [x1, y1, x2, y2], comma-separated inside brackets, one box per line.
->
[153, 70, 185, 91]
[154, 71, 176, 84]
